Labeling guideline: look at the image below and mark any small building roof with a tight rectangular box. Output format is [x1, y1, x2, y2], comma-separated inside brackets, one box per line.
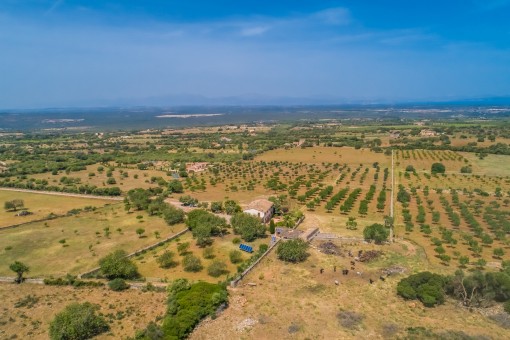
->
[245, 199, 274, 213]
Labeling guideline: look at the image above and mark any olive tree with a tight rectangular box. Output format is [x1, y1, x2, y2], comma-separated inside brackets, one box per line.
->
[9, 261, 29, 283]
[363, 223, 389, 244]
[98, 250, 139, 279]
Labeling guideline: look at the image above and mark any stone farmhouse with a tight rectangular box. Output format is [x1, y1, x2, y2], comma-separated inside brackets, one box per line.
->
[243, 198, 274, 223]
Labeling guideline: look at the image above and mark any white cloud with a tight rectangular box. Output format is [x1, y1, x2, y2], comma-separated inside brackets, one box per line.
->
[313, 7, 351, 25]
[240, 26, 270, 37]
[379, 30, 437, 46]
[45, 0, 65, 15]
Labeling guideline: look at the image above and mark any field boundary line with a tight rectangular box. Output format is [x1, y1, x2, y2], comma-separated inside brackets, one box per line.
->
[0, 214, 66, 231]
[0, 187, 124, 201]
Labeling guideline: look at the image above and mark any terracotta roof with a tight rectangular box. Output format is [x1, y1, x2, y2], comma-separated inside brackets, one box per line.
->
[246, 199, 273, 213]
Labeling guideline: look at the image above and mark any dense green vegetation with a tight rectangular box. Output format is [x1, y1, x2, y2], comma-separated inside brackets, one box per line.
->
[276, 239, 309, 263]
[108, 278, 130, 291]
[186, 209, 228, 247]
[363, 223, 389, 244]
[397, 272, 448, 307]
[98, 250, 139, 280]
[231, 212, 266, 241]
[398, 268, 510, 308]
[159, 279, 228, 339]
[49, 302, 109, 340]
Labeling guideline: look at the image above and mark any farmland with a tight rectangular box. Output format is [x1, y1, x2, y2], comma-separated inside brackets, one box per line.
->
[1, 116, 510, 339]
[0, 189, 113, 228]
[0, 203, 184, 277]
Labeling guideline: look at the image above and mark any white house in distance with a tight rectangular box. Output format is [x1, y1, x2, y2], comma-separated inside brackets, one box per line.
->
[185, 162, 208, 173]
[243, 199, 274, 223]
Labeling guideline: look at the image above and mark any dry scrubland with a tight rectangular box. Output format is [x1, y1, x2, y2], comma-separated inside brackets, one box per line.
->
[0, 203, 184, 277]
[0, 283, 166, 340]
[29, 164, 171, 191]
[192, 245, 508, 340]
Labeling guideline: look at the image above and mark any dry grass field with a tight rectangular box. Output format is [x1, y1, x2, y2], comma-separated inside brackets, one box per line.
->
[256, 146, 389, 165]
[191, 242, 508, 340]
[462, 152, 510, 177]
[0, 204, 185, 277]
[0, 190, 112, 228]
[0, 283, 166, 340]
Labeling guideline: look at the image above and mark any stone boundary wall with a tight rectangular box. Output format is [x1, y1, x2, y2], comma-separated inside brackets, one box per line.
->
[230, 215, 305, 287]
[79, 228, 189, 278]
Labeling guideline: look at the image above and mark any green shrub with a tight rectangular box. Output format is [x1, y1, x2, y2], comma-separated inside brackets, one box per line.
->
[460, 166, 472, 174]
[229, 250, 243, 264]
[134, 322, 164, 339]
[177, 242, 190, 255]
[49, 302, 109, 340]
[276, 239, 309, 263]
[207, 261, 228, 277]
[44, 276, 104, 287]
[162, 205, 185, 225]
[182, 254, 203, 272]
[108, 278, 129, 291]
[157, 251, 178, 268]
[162, 281, 228, 339]
[431, 162, 446, 174]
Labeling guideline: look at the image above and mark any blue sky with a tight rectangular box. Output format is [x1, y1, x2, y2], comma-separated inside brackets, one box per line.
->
[1, 1, 510, 108]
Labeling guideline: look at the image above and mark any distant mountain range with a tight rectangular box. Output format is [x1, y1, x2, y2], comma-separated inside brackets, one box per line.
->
[2, 94, 510, 111]
[98, 94, 510, 107]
